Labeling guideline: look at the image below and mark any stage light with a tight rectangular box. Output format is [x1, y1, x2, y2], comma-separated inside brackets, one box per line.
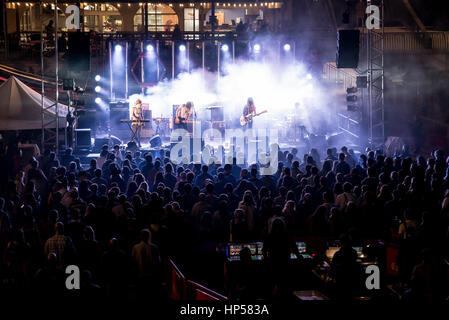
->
[146, 44, 154, 52]
[95, 97, 101, 104]
[114, 44, 122, 52]
[179, 44, 186, 52]
[253, 44, 261, 53]
[283, 43, 291, 52]
[95, 75, 101, 82]
[95, 86, 101, 93]
[306, 73, 312, 80]
[221, 44, 229, 52]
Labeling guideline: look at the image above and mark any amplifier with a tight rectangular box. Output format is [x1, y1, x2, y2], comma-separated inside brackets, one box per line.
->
[141, 109, 153, 138]
[110, 101, 130, 133]
[75, 128, 92, 149]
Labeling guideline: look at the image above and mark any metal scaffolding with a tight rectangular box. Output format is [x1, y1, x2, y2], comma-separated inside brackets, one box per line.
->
[40, 0, 61, 153]
[367, 0, 385, 147]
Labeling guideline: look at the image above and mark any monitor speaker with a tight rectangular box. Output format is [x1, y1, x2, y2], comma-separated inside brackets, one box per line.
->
[149, 135, 162, 148]
[336, 29, 360, 68]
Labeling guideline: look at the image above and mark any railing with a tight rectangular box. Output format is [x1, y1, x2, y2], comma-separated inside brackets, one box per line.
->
[322, 62, 357, 90]
[167, 258, 228, 301]
[337, 112, 361, 139]
[359, 29, 449, 52]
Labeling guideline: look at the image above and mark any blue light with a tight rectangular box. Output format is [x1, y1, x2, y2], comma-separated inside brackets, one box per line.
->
[95, 97, 101, 104]
[114, 44, 122, 52]
[95, 86, 101, 93]
[283, 43, 291, 52]
[179, 44, 186, 52]
[95, 75, 101, 82]
[253, 44, 261, 53]
[221, 44, 229, 52]
[146, 44, 154, 52]
[306, 73, 312, 80]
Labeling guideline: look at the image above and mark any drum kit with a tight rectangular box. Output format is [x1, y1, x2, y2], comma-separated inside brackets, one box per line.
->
[152, 116, 170, 136]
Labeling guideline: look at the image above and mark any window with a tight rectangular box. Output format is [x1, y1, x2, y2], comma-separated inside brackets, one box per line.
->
[184, 8, 199, 32]
[134, 4, 178, 32]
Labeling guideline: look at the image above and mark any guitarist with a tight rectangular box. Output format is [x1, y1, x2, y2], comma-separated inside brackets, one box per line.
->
[175, 101, 194, 131]
[132, 99, 144, 147]
[242, 97, 256, 130]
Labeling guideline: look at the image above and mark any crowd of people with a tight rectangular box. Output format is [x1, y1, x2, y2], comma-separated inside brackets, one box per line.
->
[0, 139, 448, 301]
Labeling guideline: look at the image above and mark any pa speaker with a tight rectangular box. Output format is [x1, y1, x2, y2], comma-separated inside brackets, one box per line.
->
[356, 76, 368, 88]
[68, 32, 91, 71]
[336, 30, 360, 68]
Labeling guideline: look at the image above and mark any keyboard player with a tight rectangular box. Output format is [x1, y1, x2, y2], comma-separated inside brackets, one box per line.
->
[131, 99, 144, 147]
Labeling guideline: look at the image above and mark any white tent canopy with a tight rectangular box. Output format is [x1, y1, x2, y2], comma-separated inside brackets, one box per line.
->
[0, 76, 67, 130]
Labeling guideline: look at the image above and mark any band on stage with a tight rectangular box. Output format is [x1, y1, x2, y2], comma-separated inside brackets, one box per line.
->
[124, 97, 276, 147]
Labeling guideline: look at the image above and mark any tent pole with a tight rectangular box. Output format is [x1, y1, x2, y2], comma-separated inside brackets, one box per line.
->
[40, 0, 45, 151]
[2, 0, 7, 60]
[55, 0, 60, 153]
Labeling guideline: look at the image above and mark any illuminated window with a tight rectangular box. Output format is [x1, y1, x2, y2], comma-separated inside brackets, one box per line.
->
[133, 4, 178, 32]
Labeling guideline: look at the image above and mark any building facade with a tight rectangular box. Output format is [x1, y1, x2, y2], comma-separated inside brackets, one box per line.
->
[5, 1, 288, 34]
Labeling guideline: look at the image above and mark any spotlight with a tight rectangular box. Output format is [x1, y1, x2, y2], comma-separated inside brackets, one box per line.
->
[179, 44, 186, 52]
[253, 44, 261, 52]
[95, 97, 101, 104]
[221, 44, 229, 52]
[114, 44, 122, 52]
[95, 75, 101, 82]
[306, 73, 313, 80]
[94, 86, 101, 93]
[283, 43, 291, 52]
[146, 44, 154, 52]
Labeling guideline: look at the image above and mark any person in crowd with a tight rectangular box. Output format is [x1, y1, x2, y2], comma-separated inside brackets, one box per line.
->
[0, 137, 447, 302]
[44, 222, 75, 268]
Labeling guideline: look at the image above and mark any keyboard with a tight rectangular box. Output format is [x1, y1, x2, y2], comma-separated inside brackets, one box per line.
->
[120, 120, 151, 123]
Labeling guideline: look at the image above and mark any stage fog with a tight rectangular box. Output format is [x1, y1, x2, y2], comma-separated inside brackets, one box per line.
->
[127, 55, 336, 141]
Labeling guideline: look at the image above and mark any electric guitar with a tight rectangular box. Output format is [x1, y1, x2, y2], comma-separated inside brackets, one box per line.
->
[174, 116, 197, 125]
[240, 110, 268, 126]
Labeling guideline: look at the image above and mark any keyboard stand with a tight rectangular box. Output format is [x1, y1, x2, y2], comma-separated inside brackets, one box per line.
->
[124, 121, 140, 147]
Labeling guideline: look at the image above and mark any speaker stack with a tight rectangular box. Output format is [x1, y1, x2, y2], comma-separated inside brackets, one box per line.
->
[109, 101, 130, 141]
[336, 29, 360, 68]
[140, 103, 153, 139]
[67, 32, 91, 72]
